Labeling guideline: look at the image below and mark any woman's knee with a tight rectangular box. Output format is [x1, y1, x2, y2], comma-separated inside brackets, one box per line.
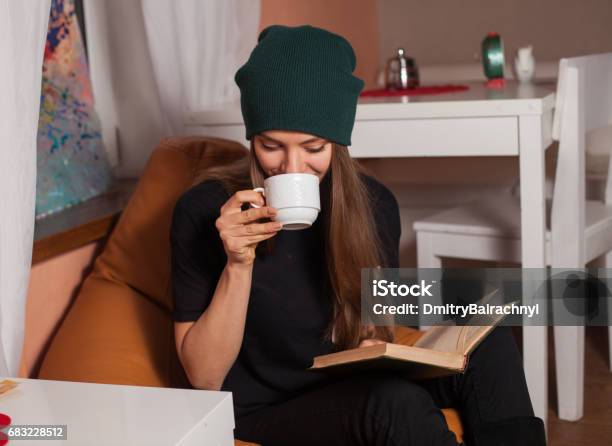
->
[469, 326, 520, 365]
[358, 374, 457, 444]
[363, 374, 435, 416]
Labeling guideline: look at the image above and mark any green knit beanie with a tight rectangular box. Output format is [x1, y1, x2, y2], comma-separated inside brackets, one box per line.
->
[234, 24, 364, 146]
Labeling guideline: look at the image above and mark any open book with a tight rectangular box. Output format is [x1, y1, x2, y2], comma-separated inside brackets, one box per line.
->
[309, 289, 515, 379]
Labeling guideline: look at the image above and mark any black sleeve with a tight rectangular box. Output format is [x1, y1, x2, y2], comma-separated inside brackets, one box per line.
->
[367, 177, 402, 268]
[170, 184, 228, 322]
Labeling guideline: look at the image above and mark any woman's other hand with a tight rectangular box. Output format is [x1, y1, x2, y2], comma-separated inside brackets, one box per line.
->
[358, 338, 387, 348]
[216, 189, 282, 266]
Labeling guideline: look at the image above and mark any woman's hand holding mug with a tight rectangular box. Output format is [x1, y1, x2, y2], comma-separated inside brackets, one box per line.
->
[249, 174, 321, 230]
[216, 189, 283, 266]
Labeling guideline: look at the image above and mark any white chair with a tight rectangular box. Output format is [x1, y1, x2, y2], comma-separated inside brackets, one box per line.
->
[413, 53, 612, 423]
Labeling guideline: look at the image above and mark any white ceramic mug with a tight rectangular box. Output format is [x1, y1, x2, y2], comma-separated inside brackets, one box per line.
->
[250, 173, 321, 230]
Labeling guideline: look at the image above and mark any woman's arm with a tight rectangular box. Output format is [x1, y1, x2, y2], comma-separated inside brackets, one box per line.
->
[173, 189, 281, 390]
[175, 261, 254, 390]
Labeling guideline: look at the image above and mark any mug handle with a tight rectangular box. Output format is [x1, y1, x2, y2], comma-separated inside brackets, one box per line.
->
[249, 187, 265, 208]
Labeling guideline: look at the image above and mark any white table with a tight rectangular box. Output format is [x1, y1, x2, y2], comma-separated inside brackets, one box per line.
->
[184, 80, 556, 423]
[0, 378, 235, 445]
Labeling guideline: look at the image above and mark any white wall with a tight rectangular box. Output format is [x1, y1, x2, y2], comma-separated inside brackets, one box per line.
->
[378, 0, 612, 68]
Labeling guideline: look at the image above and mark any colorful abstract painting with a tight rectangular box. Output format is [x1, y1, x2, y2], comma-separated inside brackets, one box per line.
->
[36, 0, 113, 219]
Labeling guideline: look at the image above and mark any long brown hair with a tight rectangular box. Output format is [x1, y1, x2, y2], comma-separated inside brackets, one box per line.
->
[191, 140, 395, 350]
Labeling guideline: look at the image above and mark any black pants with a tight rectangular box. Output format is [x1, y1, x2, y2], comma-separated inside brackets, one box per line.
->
[234, 326, 545, 445]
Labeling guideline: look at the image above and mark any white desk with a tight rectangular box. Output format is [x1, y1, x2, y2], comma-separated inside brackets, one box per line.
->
[184, 80, 556, 423]
[0, 378, 235, 445]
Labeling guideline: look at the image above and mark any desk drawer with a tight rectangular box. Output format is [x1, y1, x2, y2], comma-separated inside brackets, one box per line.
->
[350, 117, 519, 158]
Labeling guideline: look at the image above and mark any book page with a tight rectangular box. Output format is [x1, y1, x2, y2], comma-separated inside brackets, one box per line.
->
[459, 301, 518, 353]
[413, 288, 504, 354]
[459, 324, 495, 353]
[412, 324, 464, 353]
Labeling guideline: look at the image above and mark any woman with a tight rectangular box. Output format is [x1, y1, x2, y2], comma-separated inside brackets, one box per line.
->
[170, 25, 546, 445]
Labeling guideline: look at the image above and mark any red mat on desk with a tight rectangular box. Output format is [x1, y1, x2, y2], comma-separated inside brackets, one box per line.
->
[360, 85, 469, 97]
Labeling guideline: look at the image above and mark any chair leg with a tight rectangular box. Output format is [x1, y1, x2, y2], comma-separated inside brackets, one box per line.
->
[609, 324, 612, 373]
[607, 253, 612, 373]
[416, 231, 442, 330]
[609, 328, 612, 372]
[551, 260, 584, 421]
[554, 325, 584, 421]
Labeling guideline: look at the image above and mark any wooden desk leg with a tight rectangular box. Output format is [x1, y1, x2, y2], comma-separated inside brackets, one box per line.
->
[519, 114, 549, 431]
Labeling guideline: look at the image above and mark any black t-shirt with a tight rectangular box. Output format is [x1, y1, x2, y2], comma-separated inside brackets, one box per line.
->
[170, 171, 401, 419]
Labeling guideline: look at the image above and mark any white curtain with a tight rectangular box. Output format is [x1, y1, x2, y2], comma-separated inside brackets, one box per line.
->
[82, 0, 259, 177]
[0, 0, 51, 377]
[141, 0, 260, 136]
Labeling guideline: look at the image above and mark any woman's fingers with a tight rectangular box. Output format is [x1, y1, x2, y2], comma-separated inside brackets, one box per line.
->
[245, 231, 280, 245]
[221, 190, 265, 215]
[222, 221, 282, 239]
[222, 206, 277, 228]
[239, 206, 277, 225]
[216, 206, 277, 232]
[215, 189, 282, 266]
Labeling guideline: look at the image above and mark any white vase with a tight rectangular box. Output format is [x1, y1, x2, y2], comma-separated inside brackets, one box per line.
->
[514, 45, 535, 83]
